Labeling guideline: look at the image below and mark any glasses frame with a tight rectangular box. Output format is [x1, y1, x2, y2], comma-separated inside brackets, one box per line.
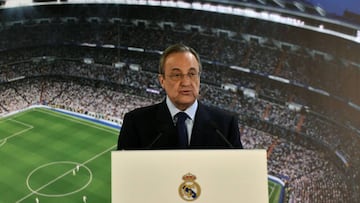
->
[164, 71, 201, 82]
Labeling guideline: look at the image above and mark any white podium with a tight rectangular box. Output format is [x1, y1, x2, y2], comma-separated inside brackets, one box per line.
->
[112, 149, 268, 203]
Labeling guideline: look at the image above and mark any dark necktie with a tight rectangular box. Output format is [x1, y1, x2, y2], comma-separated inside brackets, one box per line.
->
[175, 112, 189, 148]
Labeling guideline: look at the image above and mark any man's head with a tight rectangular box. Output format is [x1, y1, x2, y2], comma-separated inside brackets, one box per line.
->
[158, 44, 202, 111]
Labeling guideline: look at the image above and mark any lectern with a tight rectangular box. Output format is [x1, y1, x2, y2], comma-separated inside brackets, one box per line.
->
[112, 149, 268, 203]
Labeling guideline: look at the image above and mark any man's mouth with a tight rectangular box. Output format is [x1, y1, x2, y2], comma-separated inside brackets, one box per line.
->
[180, 90, 192, 94]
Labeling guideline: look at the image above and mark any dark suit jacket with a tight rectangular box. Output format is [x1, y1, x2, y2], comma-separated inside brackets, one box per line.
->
[117, 100, 243, 150]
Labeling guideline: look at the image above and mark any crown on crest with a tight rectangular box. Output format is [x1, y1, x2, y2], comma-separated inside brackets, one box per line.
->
[182, 173, 196, 181]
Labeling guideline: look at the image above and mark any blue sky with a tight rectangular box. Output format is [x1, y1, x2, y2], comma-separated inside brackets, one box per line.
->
[306, 0, 360, 15]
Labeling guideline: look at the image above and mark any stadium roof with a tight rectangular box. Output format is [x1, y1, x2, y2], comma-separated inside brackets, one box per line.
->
[208, 0, 360, 25]
[0, 0, 359, 43]
[1, 0, 359, 24]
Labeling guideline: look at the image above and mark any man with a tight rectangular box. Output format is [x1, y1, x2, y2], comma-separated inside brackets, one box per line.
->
[117, 44, 242, 149]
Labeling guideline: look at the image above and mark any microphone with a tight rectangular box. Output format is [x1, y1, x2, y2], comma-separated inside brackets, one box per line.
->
[210, 121, 234, 149]
[146, 124, 170, 149]
[146, 132, 163, 149]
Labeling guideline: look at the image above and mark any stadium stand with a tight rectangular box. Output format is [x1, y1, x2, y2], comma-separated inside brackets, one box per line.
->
[1, 3, 359, 202]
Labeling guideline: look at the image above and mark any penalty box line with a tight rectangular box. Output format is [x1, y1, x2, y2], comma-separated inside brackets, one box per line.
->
[0, 118, 34, 143]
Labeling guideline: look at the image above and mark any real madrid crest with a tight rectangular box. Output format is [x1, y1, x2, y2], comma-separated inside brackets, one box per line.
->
[178, 173, 201, 201]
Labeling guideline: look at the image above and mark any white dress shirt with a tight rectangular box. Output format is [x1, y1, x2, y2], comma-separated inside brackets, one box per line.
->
[166, 96, 198, 144]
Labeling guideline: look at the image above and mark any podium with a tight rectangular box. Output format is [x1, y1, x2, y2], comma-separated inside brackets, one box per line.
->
[112, 149, 268, 203]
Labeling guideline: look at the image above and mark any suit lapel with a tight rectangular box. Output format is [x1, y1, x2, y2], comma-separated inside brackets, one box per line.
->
[190, 102, 211, 145]
[154, 101, 177, 146]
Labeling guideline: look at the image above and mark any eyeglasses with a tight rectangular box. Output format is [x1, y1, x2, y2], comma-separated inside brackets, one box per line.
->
[165, 72, 201, 81]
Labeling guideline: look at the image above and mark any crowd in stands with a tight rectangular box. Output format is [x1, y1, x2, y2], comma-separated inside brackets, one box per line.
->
[1, 4, 360, 202]
[1, 12, 359, 103]
[241, 127, 353, 202]
[272, 139, 353, 203]
[0, 76, 357, 202]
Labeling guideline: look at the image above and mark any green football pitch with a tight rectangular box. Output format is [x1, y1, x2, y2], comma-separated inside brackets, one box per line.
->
[0, 107, 118, 202]
[0, 107, 283, 203]
[268, 177, 283, 203]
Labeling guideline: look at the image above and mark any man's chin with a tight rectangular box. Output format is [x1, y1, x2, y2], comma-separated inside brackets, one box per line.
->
[175, 98, 196, 109]
[179, 95, 196, 102]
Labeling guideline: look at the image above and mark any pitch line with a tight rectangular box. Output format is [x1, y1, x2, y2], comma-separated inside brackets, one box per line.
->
[16, 144, 117, 202]
[0, 119, 34, 144]
[34, 108, 118, 135]
[26, 161, 93, 197]
[8, 118, 34, 128]
[268, 182, 276, 199]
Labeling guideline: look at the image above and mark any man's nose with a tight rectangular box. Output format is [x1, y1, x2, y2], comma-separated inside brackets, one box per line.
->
[180, 74, 192, 83]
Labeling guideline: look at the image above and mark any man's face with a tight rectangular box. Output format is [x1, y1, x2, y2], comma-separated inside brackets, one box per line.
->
[159, 51, 200, 111]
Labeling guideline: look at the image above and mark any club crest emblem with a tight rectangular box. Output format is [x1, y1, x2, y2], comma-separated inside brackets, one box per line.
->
[178, 173, 201, 201]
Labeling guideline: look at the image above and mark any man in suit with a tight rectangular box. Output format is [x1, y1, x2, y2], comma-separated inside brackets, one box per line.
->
[117, 44, 243, 149]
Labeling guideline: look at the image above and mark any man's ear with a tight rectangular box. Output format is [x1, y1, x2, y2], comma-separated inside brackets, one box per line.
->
[158, 74, 165, 89]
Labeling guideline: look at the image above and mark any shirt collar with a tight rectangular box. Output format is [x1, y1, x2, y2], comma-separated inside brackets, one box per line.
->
[166, 96, 197, 120]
